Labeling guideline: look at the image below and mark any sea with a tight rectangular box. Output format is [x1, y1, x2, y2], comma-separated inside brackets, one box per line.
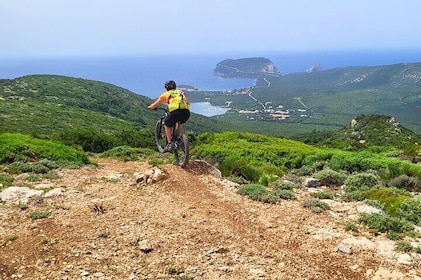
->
[1, 49, 421, 116]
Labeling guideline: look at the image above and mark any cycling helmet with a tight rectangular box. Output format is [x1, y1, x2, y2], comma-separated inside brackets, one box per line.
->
[164, 80, 176, 90]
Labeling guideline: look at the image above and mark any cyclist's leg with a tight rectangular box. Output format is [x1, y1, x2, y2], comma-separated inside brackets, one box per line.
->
[164, 125, 172, 143]
[164, 111, 177, 152]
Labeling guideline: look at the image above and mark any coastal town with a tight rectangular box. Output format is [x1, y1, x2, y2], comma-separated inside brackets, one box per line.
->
[182, 84, 310, 121]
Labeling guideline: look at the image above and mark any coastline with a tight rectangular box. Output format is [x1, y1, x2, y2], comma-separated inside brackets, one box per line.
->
[190, 102, 230, 117]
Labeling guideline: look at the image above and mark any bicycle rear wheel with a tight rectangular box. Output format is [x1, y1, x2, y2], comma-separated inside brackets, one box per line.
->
[154, 119, 167, 153]
[173, 132, 189, 167]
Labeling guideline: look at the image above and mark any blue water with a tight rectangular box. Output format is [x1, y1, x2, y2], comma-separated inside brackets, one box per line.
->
[0, 54, 256, 98]
[1, 49, 421, 116]
[190, 102, 230, 117]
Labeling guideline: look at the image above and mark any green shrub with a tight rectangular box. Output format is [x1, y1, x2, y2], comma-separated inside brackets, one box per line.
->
[44, 171, 60, 179]
[7, 161, 54, 174]
[329, 152, 386, 173]
[358, 213, 414, 236]
[313, 169, 347, 187]
[341, 191, 366, 202]
[344, 222, 359, 232]
[26, 173, 41, 182]
[226, 176, 249, 185]
[389, 175, 421, 192]
[219, 157, 261, 182]
[237, 184, 295, 203]
[387, 231, 402, 240]
[59, 129, 118, 153]
[311, 191, 334, 199]
[383, 162, 421, 180]
[0, 133, 89, 166]
[269, 180, 299, 191]
[395, 241, 413, 252]
[272, 189, 297, 200]
[303, 199, 331, 213]
[363, 187, 412, 216]
[295, 165, 314, 176]
[259, 192, 281, 203]
[343, 173, 380, 193]
[296, 161, 328, 176]
[28, 211, 51, 220]
[0, 173, 14, 187]
[363, 199, 385, 210]
[398, 198, 421, 226]
[237, 184, 267, 201]
[258, 173, 278, 186]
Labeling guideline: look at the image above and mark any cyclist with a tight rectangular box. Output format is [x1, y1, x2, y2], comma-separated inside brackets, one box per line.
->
[148, 80, 191, 152]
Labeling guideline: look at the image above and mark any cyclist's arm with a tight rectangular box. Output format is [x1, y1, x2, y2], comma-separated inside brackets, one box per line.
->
[148, 92, 170, 110]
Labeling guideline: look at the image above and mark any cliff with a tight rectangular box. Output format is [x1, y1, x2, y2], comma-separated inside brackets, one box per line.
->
[213, 57, 281, 79]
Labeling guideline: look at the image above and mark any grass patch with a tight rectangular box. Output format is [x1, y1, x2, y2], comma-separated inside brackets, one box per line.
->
[28, 211, 51, 220]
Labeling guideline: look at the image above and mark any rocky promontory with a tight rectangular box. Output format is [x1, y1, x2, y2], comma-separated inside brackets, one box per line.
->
[213, 57, 281, 79]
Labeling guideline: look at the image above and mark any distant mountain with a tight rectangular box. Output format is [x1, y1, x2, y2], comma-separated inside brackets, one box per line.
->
[213, 57, 281, 79]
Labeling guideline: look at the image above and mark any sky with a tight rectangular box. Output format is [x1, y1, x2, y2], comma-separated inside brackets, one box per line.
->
[1, 0, 421, 59]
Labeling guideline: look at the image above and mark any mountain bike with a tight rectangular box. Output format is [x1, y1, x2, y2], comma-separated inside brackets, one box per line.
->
[154, 107, 189, 167]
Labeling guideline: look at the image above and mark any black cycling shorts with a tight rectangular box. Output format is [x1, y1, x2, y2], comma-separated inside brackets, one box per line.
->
[164, 109, 190, 127]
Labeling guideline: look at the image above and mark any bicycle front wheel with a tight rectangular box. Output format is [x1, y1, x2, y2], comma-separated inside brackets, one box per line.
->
[173, 133, 189, 167]
[154, 119, 167, 153]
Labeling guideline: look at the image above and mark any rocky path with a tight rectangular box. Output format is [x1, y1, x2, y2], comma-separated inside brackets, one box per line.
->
[0, 158, 420, 279]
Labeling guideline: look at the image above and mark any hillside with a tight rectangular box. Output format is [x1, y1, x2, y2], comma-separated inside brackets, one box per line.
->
[191, 61, 421, 134]
[0, 75, 237, 138]
[1, 157, 419, 279]
[291, 115, 421, 151]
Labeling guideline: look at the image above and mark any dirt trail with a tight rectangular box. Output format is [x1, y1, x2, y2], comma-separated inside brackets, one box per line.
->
[0, 158, 418, 279]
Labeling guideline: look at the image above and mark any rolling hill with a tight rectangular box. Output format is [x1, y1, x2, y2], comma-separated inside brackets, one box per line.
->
[0, 75, 238, 139]
[192, 61, 421, 134]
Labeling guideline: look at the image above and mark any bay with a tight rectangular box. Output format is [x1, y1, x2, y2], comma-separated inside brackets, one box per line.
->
[190, 102, 230, 117]
[2, 49, 421, 117]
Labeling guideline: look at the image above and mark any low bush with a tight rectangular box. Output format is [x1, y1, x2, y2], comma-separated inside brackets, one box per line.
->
[398, 198, 421, 226]
[28, 211, 51, 220]
[363, 199, 385, 211]
[272, 189, 296, 200]
[383, 162, 421, 181]
[226, 176, 249, 185]
[0, 173, 14, 188]
[313, 169, 347, 187]
[269, 180, 299, 191]
[237, 184, 296, 203]
[395, 241, 414, 252]
[358, 213, 414, 237]
[219, 157, 261, 182]
[258, 173, 278, 186]
[389, 174, 421, 192]
[344, 221, 359, 232]
[363, 187, 412, 216]
[237, 184, 267, 201]
[303, 199, 331, 213]
[0, 133, 89, 166]
[311, 191, 334, 199]
[341, 191, 366, 202]
[343, 173, 380, 193]
[7, 161, 47, 174]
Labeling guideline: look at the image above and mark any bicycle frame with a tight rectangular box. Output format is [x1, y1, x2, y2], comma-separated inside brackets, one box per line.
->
[154, 107, 189, 167]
